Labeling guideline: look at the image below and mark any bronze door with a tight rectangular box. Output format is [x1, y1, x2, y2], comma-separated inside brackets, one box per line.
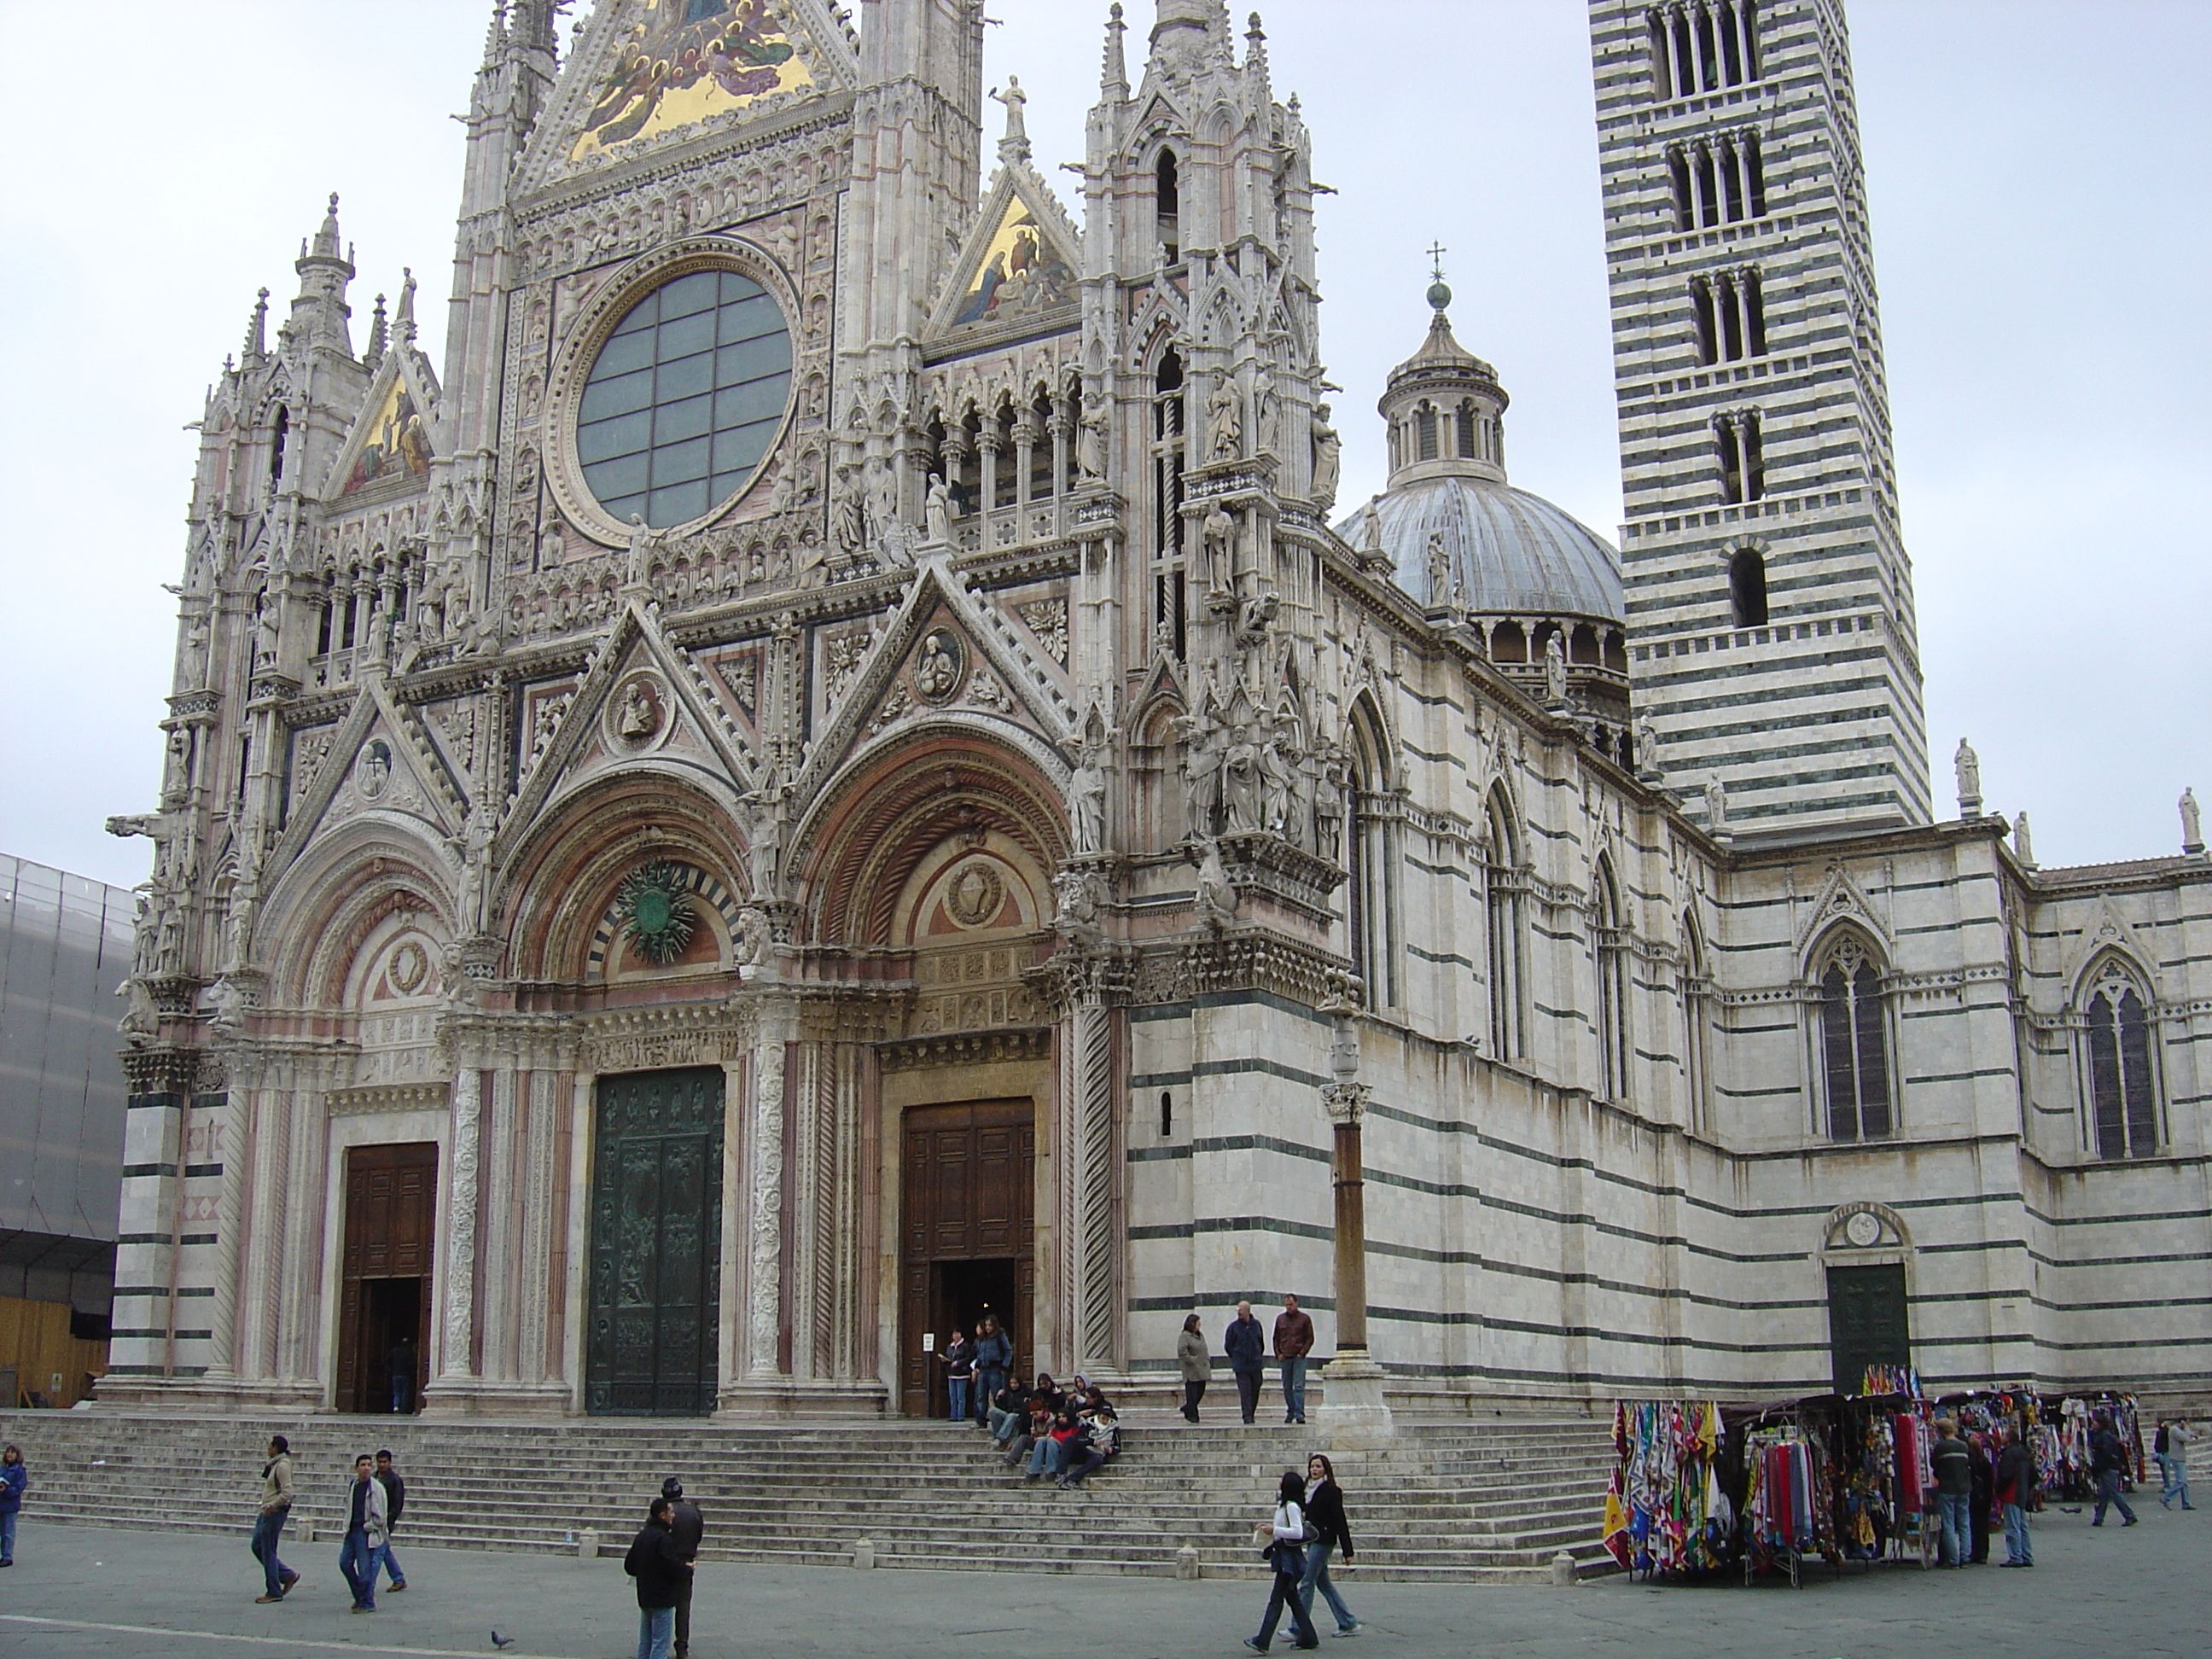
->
[335, 1142, 437, 1413]
[899, 1100, 1034, 1417]
[1826, 1262, 1910, 1395]
[587, 1068, 725, 1417]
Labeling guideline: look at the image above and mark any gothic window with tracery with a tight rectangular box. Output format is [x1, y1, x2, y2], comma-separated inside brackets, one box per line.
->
[1681, 909, 1714, 1133]
[1595, 861, 1632, 1102]
[1484, 789, 1526, 1062]
[2082, 965, 2160, 1159]
[1817, 936, 1892, 1140]
[1151, 350, 1186, 657]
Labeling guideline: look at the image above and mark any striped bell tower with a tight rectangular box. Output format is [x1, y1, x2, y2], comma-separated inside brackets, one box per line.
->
[1589, 0, 1930, 835]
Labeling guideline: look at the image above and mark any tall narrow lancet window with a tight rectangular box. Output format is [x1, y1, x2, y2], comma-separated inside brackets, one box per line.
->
[1484, 789, 1526, 1062]
[269, 406, 289, 495]
[1416, 406, 1439, 462]
[1718, 414, 1765, 506]
[1594, 861, 1632, 1103]
[1155, 149, 1181, 263]
[1729, 546, 1768, 627]
[1681, 910, 1714, 1132]
[2084, 966, 2160, 1159]
[1347, 716, 1400, 1009]
[1150, 350, 1186, 657]
[1817, 936, 1892, 1141]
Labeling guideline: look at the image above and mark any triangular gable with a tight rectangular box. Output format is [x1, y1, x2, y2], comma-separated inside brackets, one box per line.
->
[926, 166, 1082, 347]
[2060, 895, 2167, 1004]
[498, 599, 762, 853]
[1794, 860, 1895, 962]
[790, 560, 1078, 807]
[269, 683, 465, 878]
[521, 0, 859, 189]
[326, 351, 439, 503]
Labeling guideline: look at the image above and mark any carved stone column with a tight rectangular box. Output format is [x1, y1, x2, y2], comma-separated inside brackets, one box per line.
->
[434, 1056, 483, 1392]
[1313, 979, 1394, 1439]
[745, 997, 796, 1381]
[1033, 942, 1129, 1377]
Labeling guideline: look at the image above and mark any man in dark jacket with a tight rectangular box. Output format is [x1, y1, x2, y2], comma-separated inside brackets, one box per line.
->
[625, 1498, 690, 1659]
[661, 1478, 705, 1659]
[1224, 1301, 1266, 1425]
[1929, 1418, 1972, 1566]
[971, 1317, 1013, 1430]
[2089, 1412, 2139, 1527]
[1273, 1295, 1316, 1425]
[373, 1450, 407, 1593]
[1995, 1425, 2036, 1566]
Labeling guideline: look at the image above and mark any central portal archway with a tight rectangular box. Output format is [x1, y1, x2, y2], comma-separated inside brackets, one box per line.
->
[899, 1100, 1034, 1418]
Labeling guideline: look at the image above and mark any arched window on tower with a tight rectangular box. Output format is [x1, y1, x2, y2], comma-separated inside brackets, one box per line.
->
[2081, 962, 2160, 1159]
[1455, 401, 1479, 461]
[1484, 788, 1526, 1062]
[1594, 859, 1632, 1103]
[1816, 934, 1892, 1141]
[1718, 412, 1765, 505]
[1729, 546, 1769, 627]
[1416, 405, 1439, 463]
[1155, 149, 1182, 263]
[269, 406, 289, 497]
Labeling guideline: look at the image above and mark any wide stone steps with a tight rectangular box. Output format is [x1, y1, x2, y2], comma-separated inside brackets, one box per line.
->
[0, 1409, 1615, 1582]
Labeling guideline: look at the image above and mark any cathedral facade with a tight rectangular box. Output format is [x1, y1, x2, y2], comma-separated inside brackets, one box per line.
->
[102, 0, 2209, 1420]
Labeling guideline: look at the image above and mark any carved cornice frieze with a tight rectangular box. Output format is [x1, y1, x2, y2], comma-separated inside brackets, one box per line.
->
[327, 1080, 451, 1118]
[877, 1027, 1053, 1073]
[439, 1006, 584, 1072]
[1129, 932, 1349, 1010]
[120, 1044, 202, 1096]
[1217, 832, 1347, 926]
[1022, 941, 1137, 1014]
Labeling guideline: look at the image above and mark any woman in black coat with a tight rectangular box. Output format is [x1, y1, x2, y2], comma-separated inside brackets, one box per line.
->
[1299, 1453, 1360, 1634]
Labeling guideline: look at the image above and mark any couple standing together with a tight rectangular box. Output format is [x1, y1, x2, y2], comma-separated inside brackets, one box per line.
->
[1247, 1454, 1361, 1650]
[1183, 1297, 1315, 1425]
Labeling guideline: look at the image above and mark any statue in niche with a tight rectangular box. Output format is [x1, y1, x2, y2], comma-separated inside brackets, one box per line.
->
[1310, 405, 1342, 509]
[1314, 748, 1348, 862]
[1425, 532, 1452, 608]
[1254, 382, 1282, 458]
[253, 593, 281, 669]
[1544, 633, 1568, 704]
[1221, 723, 1263, 833]
[1634, 710, 1660, 777]
[1703, 774, 1728, 833]
[924, 474, 954, 546]
[864, 456, 899, 544]
[179, 614, 210, 688]
[626, 515, 666, 587]
[1177, 707, 1224, 839]
[742, 791, 785, 899]
[452, 799, 495, 934]
[1205, 379, 1243, 463]
[1258, 726, 1295, 838]
[1954, 738, 1982, 812]
[830, 464, 867, 561]
[1201, 504, 1236, 597]
[2184, 787, 2203, 851]
[1069, 743, 1109, 855]
[1076, 396, 1109, 481]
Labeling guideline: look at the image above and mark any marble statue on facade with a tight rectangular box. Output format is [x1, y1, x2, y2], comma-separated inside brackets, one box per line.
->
[1955, 738, 1982, 816]
[2184, 787, 2204, 853]
[1310, 405, 1342, 509]
[1205, 379, 1243, 462]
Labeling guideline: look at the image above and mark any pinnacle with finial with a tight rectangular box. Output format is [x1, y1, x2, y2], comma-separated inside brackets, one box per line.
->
[1426, 243, 1452, 313]
[1103, 3, 1128, 95]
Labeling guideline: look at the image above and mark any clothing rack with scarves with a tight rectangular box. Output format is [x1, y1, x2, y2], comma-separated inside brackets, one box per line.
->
[2042, 1392, 2145, 1502]
[1737, 1405, 1833, 1587]
[1827, 1393, 1936, 1569]
[1602, 1400, 1729, 1580]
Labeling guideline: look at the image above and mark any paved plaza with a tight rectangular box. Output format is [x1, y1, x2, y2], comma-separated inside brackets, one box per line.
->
[0, 1501, 2198, 1658]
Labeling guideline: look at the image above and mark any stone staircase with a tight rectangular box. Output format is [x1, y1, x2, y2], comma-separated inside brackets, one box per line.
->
[0, 1408, 1615, 1583]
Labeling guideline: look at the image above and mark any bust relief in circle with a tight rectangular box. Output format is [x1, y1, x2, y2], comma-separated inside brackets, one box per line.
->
[913, 629, 965, 704]
[358, 741, 393, 800]
[606, 672, 671, 752]
[1843, 1210, 1883, 1249]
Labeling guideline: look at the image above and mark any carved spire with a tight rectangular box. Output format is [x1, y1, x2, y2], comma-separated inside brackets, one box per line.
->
[289, 193, 356, 354]
[1102, 3, 1129, 98]
[364, 293, 389, 367]
[1244, 10, 1270, 92]
[480, 0, 509, 67]
[242, 288, 271, 364]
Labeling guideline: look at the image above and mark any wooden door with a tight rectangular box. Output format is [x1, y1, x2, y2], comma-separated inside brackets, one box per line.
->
[335, 1142, 438, 1412]
[586, 1068, 725, 1417]
[1826, 1262, 1910, 1395]
[899, 1100, 1034, 1417]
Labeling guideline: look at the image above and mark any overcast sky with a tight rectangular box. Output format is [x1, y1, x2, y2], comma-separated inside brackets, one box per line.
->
[2, 0, 2203, 890]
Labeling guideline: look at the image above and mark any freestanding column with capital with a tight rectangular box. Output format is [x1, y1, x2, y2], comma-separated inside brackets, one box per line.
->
[1313, 978, 1394, 1438]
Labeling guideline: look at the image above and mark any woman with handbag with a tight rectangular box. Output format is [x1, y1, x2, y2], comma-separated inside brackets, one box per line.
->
[1298, 1454, 1361, 1635]
[1246, 1470, 1321, 1652]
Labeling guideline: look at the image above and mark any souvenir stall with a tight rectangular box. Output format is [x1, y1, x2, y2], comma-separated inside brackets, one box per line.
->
[1602, 1400, 1729, 1578]
[2040, 1392, 2145, 1502]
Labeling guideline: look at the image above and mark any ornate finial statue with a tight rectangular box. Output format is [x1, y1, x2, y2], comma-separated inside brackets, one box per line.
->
[991, 75, 1031, 163]
[2013, 811, 2036, 867]
[1069, 742, 1109, 856]
[1205, 379, 1243, 462]
[1076, 394, 1109, 481]
[924, 474, 954, 546]
[1544, 633, 1568, 704]
[1309, 404, 1341, 509]
[2184, 787, 2204, 853]
[1633, 710, 1660, 780]
[1954, 738, 1982, 816]
[1424, 532, 1451, 608]
[626, 514, 664, 587]
[1703, 774, 1728, 834]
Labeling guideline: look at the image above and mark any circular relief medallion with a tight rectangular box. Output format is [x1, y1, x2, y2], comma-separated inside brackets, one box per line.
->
[357, 740, 393, 800]
[912, 630, 966, 704]
[1844, 1210, 1883, 1249]
[946, 861, 1005, 928]
[616, 861, 698, 965]
[387, 940, 428, 994]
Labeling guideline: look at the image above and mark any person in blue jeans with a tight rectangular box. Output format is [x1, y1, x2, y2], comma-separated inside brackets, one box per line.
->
[337, 1455, 389, 1612]
[372, 1451, 408, 1592]
[1994, 1425, 2035, 1567]
[251, 1437, 299, 1603]
[1298, 1455, 1361, 1635]
[971, 1316, 1012, 1429]
[1929, 1418, 1972, 1566]
[2088, 1412, 2139, 1527]
[0, 1443, 26, 1568]
[940, 1328, 975, 1423]
[624, 1496, 690, 1659]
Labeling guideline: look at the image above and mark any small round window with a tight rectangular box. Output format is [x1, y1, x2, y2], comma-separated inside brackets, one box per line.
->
[576, 268, 793, 529]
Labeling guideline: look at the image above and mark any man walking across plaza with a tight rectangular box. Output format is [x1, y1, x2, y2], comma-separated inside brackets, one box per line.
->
[338, 1453, 390, 1613]
[251, 1435, 300, 1604]
[1225, 1301, 1266, 1425]
[373, 1450, 408, 1593]
[1995, 1424, 2036, 1567]
[2158, 1418, 2194, 1509]
[1930, 1418, 1972, 1567]
[662, 1477, 705, 1658]
[625, 1495, 691, 1659]
[2088, 1412, 2139, 1527]
[1273, 1295, 1315, 1426]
